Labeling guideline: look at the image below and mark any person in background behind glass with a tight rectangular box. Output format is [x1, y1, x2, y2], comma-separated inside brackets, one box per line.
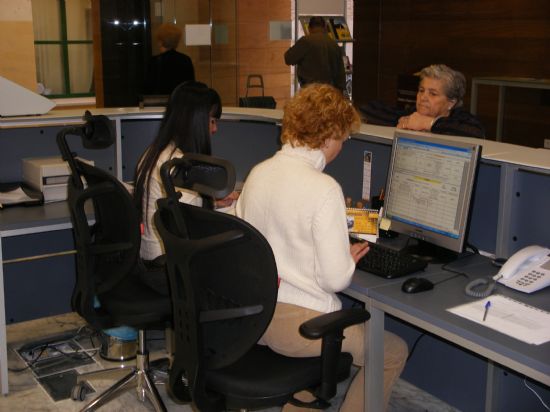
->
[143, 23, 195, 96]
[284, 16, 346, 93]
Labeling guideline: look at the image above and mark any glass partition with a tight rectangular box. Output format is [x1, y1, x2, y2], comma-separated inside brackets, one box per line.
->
[150, 0, 238, 106]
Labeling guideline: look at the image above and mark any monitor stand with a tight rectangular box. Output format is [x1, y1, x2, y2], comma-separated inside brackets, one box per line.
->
[403, 238, 458, 264]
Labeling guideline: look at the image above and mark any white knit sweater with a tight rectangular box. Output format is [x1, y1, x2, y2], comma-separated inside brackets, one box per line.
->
[140, 144, 203, 261]
[236, 144, 355, 313]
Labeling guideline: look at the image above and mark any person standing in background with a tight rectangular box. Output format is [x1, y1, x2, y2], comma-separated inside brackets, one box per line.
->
[284, 16, 346, 92]
[143, 23, 195, 95]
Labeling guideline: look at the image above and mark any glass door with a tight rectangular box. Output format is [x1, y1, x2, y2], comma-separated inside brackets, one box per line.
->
[150, 0, 237, 106]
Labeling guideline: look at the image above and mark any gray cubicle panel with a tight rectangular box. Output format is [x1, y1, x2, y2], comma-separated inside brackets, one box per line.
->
[467, 161, 501, 254]
[211, 120, 281, 182]
[0, 125, 115, 181]
[120, 119, 161, 181]
[508, 167, 550, 251]
[326, 137, 392, 203]
[386, 316, 488, 411]
[3, 230, 75, 323]
[119, 119, 281, 183]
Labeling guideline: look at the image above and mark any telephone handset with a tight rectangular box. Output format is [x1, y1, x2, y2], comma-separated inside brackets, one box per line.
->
[493, 245, 550, 293]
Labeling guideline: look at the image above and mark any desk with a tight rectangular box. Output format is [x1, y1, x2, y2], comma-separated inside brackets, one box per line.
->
[0, 203, 79, 395]
[347, 254, 550, 411]
[2, 108, 550, 400]
[470, 76, 550, 141]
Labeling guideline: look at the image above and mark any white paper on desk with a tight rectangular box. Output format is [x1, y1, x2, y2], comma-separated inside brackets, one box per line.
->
[447, 294, 550, 345]
[0, 187, 36, 205]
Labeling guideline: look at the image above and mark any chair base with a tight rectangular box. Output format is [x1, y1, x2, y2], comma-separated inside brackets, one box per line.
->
[75, 330, 167, 412]
[99, 332, 137, 361]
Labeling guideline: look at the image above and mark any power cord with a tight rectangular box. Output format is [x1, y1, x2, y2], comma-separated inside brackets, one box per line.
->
[10, 326, 101, 373]
[440, 248, 498, 297]
[524, 378, 550, 411]
[434, 257, 471, 286]
[406, 333, 425, 362]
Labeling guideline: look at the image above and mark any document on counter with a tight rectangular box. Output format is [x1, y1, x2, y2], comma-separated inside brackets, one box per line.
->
[0, 184, 43, 208]
[447, 294, 550, 345]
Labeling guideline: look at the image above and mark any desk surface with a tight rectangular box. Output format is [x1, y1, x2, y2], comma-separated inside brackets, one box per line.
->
[0, 202, 74, 236]
[0, 107, 284, 129]
[365, 254, 550, 386]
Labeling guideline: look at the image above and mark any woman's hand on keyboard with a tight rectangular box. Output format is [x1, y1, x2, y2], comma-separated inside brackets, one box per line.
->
[350, 241, 370, 264]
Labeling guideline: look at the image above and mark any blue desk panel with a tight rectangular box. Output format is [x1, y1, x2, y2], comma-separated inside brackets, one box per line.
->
[0, 125, 115, 181]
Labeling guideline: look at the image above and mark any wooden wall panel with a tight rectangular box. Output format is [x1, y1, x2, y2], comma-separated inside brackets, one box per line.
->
[353, 0, 550, 147]
[236, 0, 291, 109]
[0, 0, 37, 91]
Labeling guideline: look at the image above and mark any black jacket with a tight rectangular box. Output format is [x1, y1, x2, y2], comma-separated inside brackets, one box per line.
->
[143, 49, 195, 95]
[359, 100, 485, 139]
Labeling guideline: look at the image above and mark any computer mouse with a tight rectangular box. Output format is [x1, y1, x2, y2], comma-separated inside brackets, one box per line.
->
[401, 277, 434, 294]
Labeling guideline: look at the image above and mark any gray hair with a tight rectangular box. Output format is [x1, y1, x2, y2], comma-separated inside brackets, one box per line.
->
[419, 64, 466, 108]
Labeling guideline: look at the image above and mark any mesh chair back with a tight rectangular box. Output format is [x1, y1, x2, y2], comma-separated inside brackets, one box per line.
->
[57, 114, 142, 329]
[154, 155, 278, 410]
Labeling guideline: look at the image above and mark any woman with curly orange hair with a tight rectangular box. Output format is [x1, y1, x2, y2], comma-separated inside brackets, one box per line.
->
[236, 83, 407, 411]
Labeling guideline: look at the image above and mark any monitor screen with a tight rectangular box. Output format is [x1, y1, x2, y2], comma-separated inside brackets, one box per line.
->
[383, 131, 481, 258]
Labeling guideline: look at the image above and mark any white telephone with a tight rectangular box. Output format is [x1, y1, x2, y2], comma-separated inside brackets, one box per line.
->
[494, 245, 550, 293]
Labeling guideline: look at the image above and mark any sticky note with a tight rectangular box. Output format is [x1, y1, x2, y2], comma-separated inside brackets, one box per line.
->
[379, 217, 391, 231]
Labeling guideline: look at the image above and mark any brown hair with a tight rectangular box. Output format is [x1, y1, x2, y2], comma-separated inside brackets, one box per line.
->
[281, 83, 360, 149]
[156, 23, 182, 50]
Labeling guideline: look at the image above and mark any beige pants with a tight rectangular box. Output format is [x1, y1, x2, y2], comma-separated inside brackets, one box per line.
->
[260, 303, 408, 412]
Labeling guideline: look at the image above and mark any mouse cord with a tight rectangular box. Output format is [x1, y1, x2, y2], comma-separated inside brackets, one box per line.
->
[434, 250, 479, 286]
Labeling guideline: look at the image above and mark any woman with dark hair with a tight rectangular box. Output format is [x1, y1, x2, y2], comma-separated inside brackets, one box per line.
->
[134, 81, 237, 265]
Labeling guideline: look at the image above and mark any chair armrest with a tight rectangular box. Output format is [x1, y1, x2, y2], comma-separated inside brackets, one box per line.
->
[299, 308, 370, 340]
[296, 307, 370, 403]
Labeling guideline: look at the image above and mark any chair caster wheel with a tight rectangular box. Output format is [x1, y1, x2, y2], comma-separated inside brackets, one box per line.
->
[71, 382, 87, 401]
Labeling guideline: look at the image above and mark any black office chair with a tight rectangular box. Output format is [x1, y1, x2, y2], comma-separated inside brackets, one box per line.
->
[56, 111, 172, 411]
[154, 156, 371, 411]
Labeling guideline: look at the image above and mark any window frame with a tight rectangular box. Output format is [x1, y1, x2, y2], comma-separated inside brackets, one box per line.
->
[33, 0, 94, 98]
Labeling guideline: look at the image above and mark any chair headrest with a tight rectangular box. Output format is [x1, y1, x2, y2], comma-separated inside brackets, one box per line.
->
[160, 154, 236, 201]
[81, 110, 115, 149]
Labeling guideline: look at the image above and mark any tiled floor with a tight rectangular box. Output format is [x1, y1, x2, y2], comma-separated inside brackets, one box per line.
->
[1, 313, 460, 411]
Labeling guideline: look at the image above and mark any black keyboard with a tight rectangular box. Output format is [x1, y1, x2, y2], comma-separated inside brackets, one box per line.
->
[355, 241, 428, 279]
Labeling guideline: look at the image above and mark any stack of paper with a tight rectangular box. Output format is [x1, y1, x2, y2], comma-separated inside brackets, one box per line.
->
[447, 294, 550, 345]
[0, 187, 35, 208]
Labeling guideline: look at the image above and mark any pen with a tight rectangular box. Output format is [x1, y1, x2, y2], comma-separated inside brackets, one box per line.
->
[483, 300, 491, 321]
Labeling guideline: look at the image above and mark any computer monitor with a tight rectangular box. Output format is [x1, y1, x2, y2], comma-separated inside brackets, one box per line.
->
[383, 131, 482, 261]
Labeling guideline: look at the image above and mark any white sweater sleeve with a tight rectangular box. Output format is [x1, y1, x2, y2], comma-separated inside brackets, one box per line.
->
[311, 185, 355, 292]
